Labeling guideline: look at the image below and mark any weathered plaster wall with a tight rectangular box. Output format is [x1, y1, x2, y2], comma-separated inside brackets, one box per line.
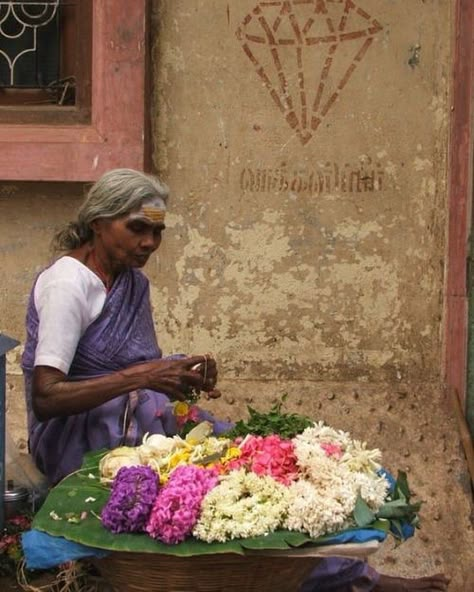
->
[149, 0, 473, 588]
[0, 183, 85, 449]
[0, 0, 472, 589]
[151, 0, 448, 384]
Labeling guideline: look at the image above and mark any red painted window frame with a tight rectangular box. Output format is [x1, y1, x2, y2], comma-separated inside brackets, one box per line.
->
[444, 0, 474, 404]
[0, 0, 149, 181]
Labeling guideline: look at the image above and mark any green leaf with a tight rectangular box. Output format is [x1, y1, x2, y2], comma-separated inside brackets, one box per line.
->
[80, 449, 108, 472]
[279, 530, 315, 546]
[353, 495, 375, 527]
[239, 530, 328, 550]
[226, 397, 313, 439]
[376, 500, 421, 520]
[390, 519, 404, 539]
[371, 519, 390, 532]
[394, 471, 411, 501]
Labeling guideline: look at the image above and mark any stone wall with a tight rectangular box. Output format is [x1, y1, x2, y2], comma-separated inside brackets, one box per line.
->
[0, 182, 85, 448]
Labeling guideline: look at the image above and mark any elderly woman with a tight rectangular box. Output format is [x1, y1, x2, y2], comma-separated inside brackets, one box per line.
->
[21, 169, 449, 592]
[21, 168, 229, 485]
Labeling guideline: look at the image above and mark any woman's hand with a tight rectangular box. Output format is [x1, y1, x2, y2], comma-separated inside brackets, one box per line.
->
[191, 356, 218, 392]
[32, 355, 220, 421]
[143, 356, 214, 401]
[190, 356, 221, 399]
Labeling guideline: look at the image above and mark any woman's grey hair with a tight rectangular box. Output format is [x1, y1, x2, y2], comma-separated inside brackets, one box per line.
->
[53, 169, 169, 251]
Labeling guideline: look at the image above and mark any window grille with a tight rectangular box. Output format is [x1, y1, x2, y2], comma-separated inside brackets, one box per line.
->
[0, 1, 77, 106]
[0, 0, 147, 181]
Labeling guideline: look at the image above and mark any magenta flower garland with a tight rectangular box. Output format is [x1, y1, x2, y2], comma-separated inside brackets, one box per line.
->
[146, 465, 218, 544]
[101, 466, 159, 534]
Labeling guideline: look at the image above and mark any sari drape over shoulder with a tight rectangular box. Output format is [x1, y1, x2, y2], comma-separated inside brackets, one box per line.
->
[22, 269, 230, 484]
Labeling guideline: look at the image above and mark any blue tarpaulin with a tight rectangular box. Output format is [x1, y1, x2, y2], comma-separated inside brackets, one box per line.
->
[22, 530, 109, 569]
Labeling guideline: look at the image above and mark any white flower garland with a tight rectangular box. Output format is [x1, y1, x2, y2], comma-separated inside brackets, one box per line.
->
[285, 478, 354, 539]
[286, 424, 389, 537]
[193, 469, 289, 542]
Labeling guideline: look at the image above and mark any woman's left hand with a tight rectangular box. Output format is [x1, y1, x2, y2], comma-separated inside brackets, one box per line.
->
[191, 355, 218, 392]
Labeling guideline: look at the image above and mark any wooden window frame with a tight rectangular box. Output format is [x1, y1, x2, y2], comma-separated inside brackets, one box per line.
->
[444, 0, 474, 404]
[0, 0, 149, 181]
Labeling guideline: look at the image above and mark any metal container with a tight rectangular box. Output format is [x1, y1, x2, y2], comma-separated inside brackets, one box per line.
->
[4, 482, 30, 519]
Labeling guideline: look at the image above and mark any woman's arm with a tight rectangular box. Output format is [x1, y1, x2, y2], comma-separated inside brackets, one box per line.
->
[32, 355, 214, 420]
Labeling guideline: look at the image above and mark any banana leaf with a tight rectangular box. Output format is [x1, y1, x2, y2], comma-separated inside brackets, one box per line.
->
[31, 451, 403, 557]
[353, 496, 376, 527]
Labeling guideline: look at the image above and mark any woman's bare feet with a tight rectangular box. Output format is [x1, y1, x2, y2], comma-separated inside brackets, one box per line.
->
[373, 574, 450, 592]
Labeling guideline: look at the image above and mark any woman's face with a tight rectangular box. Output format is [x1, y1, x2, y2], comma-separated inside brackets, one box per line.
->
[92, 209, 165, 270]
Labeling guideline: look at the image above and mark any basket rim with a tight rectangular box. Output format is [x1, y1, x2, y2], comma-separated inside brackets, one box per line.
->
[96, 540, 380, 559]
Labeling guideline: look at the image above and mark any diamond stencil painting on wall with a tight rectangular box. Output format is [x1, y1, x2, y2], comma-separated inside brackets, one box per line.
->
[236, 0, 383, 145]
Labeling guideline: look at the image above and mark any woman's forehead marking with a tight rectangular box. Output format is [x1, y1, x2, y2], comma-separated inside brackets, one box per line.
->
[128, 196, 166, 224]
[139, 208, 166, 223]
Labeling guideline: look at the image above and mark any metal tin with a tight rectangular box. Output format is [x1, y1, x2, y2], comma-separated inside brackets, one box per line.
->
[4, 485, 30, 519]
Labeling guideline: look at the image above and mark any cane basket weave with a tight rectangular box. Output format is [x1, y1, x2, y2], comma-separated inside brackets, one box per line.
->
[94, 551, 319, 592]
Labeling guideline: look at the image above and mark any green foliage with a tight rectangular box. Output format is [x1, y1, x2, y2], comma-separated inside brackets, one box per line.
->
[353, 496, 376, 528]
[376, 471, 422, 540]
[227, 395, 314, 439]
[351, 471, 422, 541]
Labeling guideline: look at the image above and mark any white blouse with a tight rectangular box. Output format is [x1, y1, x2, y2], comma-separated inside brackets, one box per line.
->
[34, 256, 107, 374]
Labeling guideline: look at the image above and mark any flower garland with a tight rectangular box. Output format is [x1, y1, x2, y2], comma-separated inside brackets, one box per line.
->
[95, 409, 419, 546]
[226, 434, 299, 485]
[193, 469, 289, 542]
[146, 465, 218, 544]
[100, 426, 230, 485]
[101, 466, 159, 534]
[293, 423, 389, 510]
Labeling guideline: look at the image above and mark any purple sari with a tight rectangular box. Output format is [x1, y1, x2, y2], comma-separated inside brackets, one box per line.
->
[22, 268, 230, 485]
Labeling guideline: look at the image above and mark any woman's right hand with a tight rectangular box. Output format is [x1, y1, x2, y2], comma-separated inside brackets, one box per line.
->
[142, 356, 210, 401]
[32, 355, 213, 421]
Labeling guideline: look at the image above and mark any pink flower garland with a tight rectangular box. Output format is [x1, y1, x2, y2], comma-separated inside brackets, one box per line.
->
[228, 435, 299, 485]
[146, 465, 218, 544]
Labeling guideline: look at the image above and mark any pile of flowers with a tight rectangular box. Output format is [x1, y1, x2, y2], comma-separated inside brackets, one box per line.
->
[0, 514, 31, 576]
[97, 411, 405, 545]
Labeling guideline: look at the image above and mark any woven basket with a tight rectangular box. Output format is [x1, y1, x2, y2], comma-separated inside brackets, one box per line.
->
[94, 551, 319, 592]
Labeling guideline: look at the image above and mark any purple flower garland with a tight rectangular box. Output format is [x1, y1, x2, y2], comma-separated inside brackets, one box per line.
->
[146, 465, 218, 544]
[101, 466, 159, 534]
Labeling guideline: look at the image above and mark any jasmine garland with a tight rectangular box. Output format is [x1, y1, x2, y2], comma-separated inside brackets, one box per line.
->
[193, 469, 290, 542]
